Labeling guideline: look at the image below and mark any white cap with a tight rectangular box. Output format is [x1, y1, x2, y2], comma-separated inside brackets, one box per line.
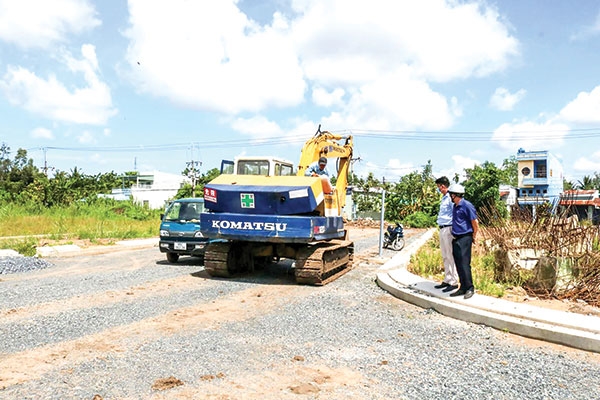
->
[448, 183, 465, 194]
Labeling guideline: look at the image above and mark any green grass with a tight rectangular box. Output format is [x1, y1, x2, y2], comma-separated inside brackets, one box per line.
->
[0, 199, 161, 246]
[0, 237, 38, 256]
[407, 232, 507, 298]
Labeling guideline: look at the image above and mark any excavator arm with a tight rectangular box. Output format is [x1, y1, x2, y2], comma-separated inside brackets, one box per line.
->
[296, 126, 353, 210]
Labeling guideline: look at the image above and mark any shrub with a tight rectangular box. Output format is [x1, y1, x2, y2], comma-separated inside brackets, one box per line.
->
[0, 238, 38, 257]
[403, 211, 436, 228]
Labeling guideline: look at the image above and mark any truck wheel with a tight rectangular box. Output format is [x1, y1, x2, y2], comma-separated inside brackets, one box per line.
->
[166, 252, 179, 263]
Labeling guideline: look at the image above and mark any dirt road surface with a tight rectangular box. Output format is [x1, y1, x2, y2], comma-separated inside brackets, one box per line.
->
[1, 227, 599, 399]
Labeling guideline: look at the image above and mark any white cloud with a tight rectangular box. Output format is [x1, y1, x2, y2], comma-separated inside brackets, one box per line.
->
[385, 158, 416, 179]
[570, 11, 600, 41]
[490, 87, 526, 111]
[312, 87, 345, 107]
[559, 85, 600, 124]
[77, 130, 95, 144]
[0, 0, 100, 49]
[231, 115, 282, 139]
[573, 155, 600, 173]
[122, 0, 517, 124]
[31, 127, 54, 140]
[0, 45, 117, 125]
[292, 0, 519, 85]
[320, 69, 457, 131]
[123, 0, 306, 115]
[451, 154, 479, 174]
[491, 120, 570, 151]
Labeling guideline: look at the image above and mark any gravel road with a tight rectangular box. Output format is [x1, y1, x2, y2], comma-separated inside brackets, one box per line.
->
[1, 228, 599, 400]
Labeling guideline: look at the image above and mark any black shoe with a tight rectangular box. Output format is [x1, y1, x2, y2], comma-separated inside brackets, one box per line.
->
[434, 282, 450, 289]
[449, 289, 466, 297]
[464, 288, 475, 299]
[442, 285, 458, 293]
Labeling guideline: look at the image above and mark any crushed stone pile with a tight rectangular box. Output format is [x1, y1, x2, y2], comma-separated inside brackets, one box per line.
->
[0, 256, 54, 275]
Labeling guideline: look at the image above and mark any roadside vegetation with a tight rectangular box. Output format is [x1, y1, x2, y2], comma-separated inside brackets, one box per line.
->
[408, 231, 509, 299]
[2, 142, 600, 305]
[0, 199, 160, 256]
[349, 157, 600, 306]
[0, 143, 163, 256]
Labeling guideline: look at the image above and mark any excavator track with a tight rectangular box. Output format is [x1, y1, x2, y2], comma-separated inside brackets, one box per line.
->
[204, 242, 234, 277]
[204, 241, 255, 278]
[294, 240, 354, 286]
[205, 240, 353, 286]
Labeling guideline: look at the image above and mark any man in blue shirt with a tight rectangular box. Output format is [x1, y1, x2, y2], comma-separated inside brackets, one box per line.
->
[448, 183, 479, 299]
[305, 157, 330, 177]
[434, 176, 458, 292]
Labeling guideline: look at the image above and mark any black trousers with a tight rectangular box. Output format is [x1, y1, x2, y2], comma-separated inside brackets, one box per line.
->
[452, 234, 474, 290]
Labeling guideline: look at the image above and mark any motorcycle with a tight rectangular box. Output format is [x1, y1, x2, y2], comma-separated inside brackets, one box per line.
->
[383, 222, 405, 251]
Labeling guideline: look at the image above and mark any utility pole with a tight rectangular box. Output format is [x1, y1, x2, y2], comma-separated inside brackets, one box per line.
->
[379, 189, 386, 258]
[42, 147, 54, 176]
[186, 143, 202, 197]
[43, 147, 48, 175]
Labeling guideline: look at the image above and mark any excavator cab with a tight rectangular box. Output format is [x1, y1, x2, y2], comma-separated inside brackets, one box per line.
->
[220, 156, 294, 176]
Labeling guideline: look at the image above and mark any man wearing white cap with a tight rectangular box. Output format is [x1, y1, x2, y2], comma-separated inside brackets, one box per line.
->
[447, 183, 479, 299]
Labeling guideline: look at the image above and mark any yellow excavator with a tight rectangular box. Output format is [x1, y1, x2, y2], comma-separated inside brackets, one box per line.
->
[200, 126, 354, 285]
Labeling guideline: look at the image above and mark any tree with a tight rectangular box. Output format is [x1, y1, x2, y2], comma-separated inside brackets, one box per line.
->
[175, 168, 221, 198]
[351, 172, 383, 214]
[385, 161, 437, 222]
[564, 178, 576, 191]
[0, 143, 10, 183]
[500, 156, 518, 186]
[463, 161, 506, 223]
[575, 175, 598, 190]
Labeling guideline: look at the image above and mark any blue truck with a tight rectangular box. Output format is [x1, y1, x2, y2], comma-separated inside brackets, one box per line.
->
[200, 127, 354, 285]
[159, 197, 214, 263]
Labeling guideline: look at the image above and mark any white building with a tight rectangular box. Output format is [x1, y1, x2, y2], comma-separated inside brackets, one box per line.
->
[499, 184, 517, 211]
[101, 171, 190, 209]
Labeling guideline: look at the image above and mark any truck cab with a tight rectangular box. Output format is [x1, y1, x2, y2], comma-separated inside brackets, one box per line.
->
[159, 197, 212, 263]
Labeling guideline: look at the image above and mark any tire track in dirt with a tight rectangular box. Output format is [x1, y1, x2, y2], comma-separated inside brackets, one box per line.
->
[0, 251, 152, 283]
[147, 363, 371, 400]
[0, 270, 215, 323]
[0, 228, 385, 393]
[0, 283, 313, 389]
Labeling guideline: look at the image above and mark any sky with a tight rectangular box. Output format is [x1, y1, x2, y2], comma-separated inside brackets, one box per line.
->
[1, 0, 600, 185]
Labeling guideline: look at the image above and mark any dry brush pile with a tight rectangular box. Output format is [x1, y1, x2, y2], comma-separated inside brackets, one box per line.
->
[482, 205, 600, 307]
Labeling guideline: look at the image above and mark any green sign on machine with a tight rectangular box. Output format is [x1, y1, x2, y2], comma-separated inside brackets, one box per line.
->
[240, 193, 255, 208]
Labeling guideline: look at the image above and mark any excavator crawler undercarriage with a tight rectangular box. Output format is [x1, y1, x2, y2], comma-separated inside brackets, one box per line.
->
[204, 240, 354, 286]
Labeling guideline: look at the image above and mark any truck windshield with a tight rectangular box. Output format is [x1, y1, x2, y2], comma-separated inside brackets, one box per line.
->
[164, 202, 203, 221]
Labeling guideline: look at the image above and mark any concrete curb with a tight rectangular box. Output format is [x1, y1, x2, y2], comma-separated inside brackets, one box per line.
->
[0, 249, 22, 258]
[375, 228, 600, 353]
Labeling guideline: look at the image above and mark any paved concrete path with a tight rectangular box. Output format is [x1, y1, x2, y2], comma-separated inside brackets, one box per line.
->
[376, 228, 600, 353]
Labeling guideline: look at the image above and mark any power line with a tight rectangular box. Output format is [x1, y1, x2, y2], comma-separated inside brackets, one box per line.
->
[25, 127, 600, 155]
[342, 128, 600, 142]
